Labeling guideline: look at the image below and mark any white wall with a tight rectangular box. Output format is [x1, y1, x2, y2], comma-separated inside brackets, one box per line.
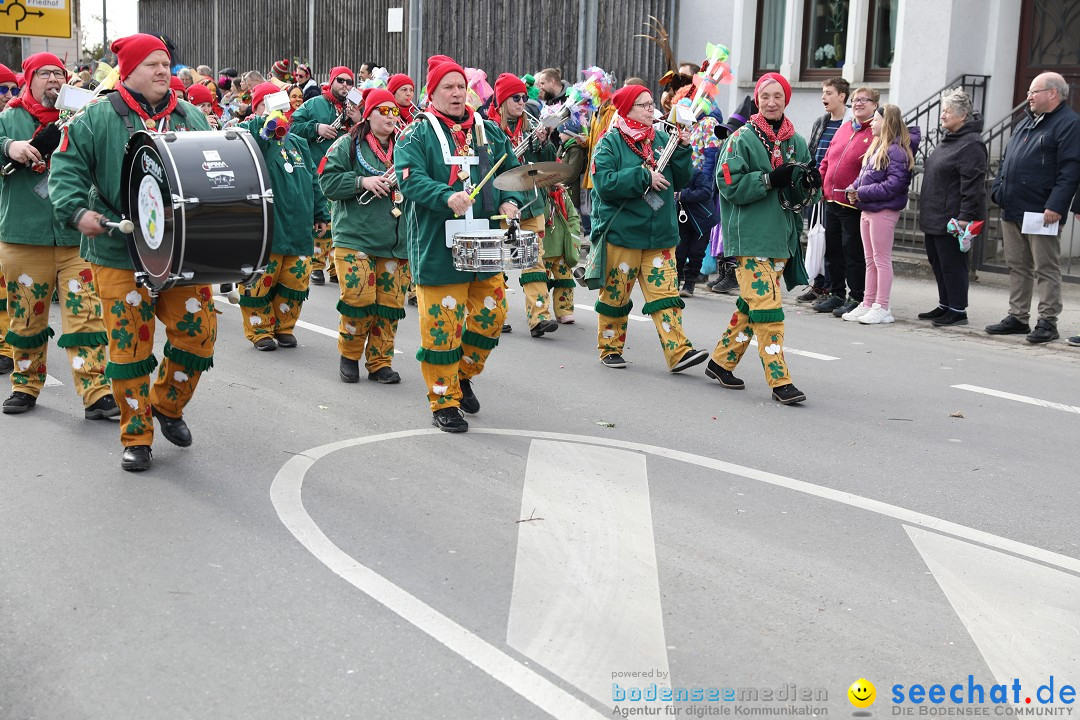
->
[674, 0, 738, 118]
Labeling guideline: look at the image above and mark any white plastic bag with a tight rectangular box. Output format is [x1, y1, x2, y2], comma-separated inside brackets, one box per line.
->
[804, 203, 826, 279]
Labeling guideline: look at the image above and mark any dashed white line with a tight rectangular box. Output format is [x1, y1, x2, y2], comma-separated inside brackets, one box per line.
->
[574, 303, 650, 322]
[952, 384, 1080, 415]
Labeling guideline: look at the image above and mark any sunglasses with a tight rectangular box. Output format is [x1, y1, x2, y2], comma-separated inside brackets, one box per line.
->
[334, 77, 354, 85]
[374, 105, 400, 116]
[0, 86, 19, 97]
[508, 94, 527, 103]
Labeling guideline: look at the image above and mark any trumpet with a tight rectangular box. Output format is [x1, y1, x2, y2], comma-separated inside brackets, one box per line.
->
[511, 112, 549, 160]
[642, 119, 684, 211]
[357, 165, 396, 205]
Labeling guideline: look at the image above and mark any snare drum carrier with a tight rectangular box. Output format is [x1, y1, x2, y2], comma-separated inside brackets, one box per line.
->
[113, 93, 274, 295]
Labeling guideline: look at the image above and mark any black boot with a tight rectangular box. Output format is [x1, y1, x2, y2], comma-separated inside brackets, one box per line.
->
[339, 356, 360, 383]
[705, 360, 745, 389]
[152, 407, 192, 447]
[459, 378, 480, 414]
[121, 445, 153, 472]
[432, 407, 468, 433]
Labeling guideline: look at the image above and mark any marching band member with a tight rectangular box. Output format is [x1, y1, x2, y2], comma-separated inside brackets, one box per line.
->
[707, 73, 820, 405]
[319, 89, 409, 385]
[185, 82, 220, 128]
[169, 76, 187, 102]
[0, 53, 117, 419]
[49, 34, 215, 471]
[237, 82, 329, 351]
[387, 74, 415, 124]
[589, 85, 709, 372]
[490, 72, 560, 338]
[292, 65, 361, 285]
[395, 55, 525, 433]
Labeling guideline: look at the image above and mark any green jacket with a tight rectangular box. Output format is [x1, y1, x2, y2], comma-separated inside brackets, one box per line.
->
[239, 116, 329, 257]
[319, 133, 406, 259]
[394, 114, 525, 286]
[544, 188, 581, 265]
[49, 94, 211, 269]
[589, 128, 692, 249]
[290, 95, 343, 164]
[0, 106, 81, 246]
[715, 124, 818, 262]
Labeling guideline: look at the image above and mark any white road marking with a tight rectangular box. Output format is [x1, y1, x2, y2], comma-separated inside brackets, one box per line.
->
[507, 441, 669, 709]
[271, 429, 1080, 718]
[574, 303, 650, 322]
[952, 384, 1080, 415]
[748, 338, 840, 361]
[45, 374, 63, 387]
[906, 526, 1080, 689]
[215, 296, 402, 353]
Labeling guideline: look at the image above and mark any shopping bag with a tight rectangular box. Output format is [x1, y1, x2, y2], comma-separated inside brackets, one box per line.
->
[804, 203, 826, 279]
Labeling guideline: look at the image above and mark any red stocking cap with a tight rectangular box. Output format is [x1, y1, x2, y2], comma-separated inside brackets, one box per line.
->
[754, 72, 791, 104]
[0, 63, 16, 85]
[328, 66, 353, 83]
[493, 72, 527, 109]
[249, 81, 280, 115]
[362, 89, 397, 120]
[387, 73, 413, 96]
[425, 55, 465, 97]
[612, 85, 651, 117]
[169, 76, 186, 96]
[186, 83, 213, 105]
[110, 34, 170, 81]
[21, 53, 68, 81]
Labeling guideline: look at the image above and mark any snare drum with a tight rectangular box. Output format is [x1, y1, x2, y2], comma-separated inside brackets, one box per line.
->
[121, 129, 274, 293]
[451, 230, 540, 272]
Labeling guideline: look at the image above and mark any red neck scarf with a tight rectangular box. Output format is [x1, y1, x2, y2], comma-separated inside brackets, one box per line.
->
[397, 103, 414, 124]
[749, 113, 796, 169]
[365, 133, 393, 167]
[116, 83, 179, 129]
[548, 183, 569, 220]
[501, 115, 525, 145]
[7, 89, 61, 126]
[322, 87, 345, 113]
[616, 115, 656, 168]
[428, 106, 474, 153]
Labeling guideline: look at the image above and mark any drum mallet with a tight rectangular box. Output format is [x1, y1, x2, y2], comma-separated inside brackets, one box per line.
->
[100, 217, 135, 234]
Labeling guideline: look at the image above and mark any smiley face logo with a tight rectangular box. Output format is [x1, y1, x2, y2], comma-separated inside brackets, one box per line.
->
[848, 678, 876, 708]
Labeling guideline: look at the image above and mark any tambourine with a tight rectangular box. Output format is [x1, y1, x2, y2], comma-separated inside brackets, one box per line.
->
[778, 161, 817, 213]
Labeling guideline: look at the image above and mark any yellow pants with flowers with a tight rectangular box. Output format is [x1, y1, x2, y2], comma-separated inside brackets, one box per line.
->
[595, 244, 693, 368]
[1, 243, 110, 405]
[710, 256, 791, 388]
[0, 260, 11, 361]
[238, 254, 311, 343]
[544, 255, 576, 319]
[504, 215, 552, 329]
[334, 248, 408, 372]
[95, 265, 216, 447]
[415, 274, 507, 412]
[310, 224, 336, 279]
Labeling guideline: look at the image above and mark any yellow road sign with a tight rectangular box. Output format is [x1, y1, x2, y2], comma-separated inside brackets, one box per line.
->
[0, 0, 72, 39]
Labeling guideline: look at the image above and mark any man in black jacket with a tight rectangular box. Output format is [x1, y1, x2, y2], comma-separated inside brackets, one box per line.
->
[988, 72, 1080, 343]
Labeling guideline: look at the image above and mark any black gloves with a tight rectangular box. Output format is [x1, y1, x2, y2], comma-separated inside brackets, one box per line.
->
[803, 166, 823, 189]
[767, 163, 797, 189]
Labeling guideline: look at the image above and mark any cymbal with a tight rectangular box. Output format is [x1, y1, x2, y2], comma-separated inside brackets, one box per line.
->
[493, 161, 577, 191]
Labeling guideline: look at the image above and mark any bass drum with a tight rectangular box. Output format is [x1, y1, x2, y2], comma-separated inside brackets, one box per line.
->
[121, 129, 273, 292]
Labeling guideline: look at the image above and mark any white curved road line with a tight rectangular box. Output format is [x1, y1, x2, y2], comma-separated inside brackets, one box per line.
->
[270, 429, 1080, 719]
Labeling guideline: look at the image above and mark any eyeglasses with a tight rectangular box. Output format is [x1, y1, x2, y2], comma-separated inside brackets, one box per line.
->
[0, 86, 19, 97]
[633, 101, 655, 110]
[1027, 88, 1052, 97]
[508, 94, 527, 103]
[852, 97, 875, 105]
[34, 69, 67, 80]
[374, 105, 400, 116]
[334, 77, 354, 85]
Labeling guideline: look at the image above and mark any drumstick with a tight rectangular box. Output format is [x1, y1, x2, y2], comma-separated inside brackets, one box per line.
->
[100, 218, 135, 234]
[453, 153, 509, 218]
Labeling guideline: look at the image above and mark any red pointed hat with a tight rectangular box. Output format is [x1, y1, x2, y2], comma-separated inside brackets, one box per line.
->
[612, 85, 651, 117]
[493, 72, 527, 108]
[186, 83, 213, 105]
[328, 66, 353, 83]
[425, 55, 465, 96]
[387, 73, 413, 96]
[0, 63, 16, 85]
[362, 89, 397, 120]
[250, 81, 280, 114]
[111, 34, 170, 80]
[21, 53, 68, 81]
[169, 76, 186, 95]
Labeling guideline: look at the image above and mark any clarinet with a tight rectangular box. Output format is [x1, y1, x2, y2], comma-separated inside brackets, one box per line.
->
[642, 122, 683, 211]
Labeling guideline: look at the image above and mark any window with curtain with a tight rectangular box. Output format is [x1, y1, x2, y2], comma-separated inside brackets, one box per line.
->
[866, 0, 897, 79]
[802, 0, 849, 78]
[755, 0, 787, 74]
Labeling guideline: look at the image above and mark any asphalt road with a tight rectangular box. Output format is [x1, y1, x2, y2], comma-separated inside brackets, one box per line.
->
[3, 274, 1078, 719]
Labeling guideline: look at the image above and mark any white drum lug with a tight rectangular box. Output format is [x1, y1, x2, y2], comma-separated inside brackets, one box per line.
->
[171, 194, 200, 207]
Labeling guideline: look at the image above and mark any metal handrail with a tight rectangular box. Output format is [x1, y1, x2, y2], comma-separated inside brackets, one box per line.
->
[902, 74, 990, 163]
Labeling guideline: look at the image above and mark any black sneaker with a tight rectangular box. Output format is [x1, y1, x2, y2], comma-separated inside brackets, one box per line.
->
[432, 407, 468, 433]
[310, 270, 325, 286]
[2, 391, 36, 414]
[0, 355, 13, 375]
[772, 383, 806, 405]
[795, 288, 821, 303]
[713, 274, 739, 294]
[601, 354, 627, 369]
[932, 310, 968, 327]
[1068, 335, 1080, 347]
[407, 294, 418, 306]
[459, 378, 480, 414]
[530, 319, 558, 337]
[832, 299, 860, 317]
[671, 348, 709, 373]
[152, 407, 192, 447]
[705, 360, 745, 388]
[329, 273, 339, 284]
[1026, 320, 1059, 344]
[339, 356, 360, 383]
[985, 315, 1030, 335]
[812, 294, 845, 313]
[502, 324, 513, 334]
[121, 445, 152, 472]
[918, 306, 948, 320]
[254, 337, 277, 351]
[368, 367, 401, 384]
[274, 333, 298, 348]
[679, 281, 695, 298]
[85, 394, 120, 420]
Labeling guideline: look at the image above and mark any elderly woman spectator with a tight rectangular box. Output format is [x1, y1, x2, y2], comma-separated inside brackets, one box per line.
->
[916, 88, 988, 326]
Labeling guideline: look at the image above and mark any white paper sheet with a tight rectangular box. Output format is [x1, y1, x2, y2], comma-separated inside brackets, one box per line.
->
[1022, 211, 1059, 236]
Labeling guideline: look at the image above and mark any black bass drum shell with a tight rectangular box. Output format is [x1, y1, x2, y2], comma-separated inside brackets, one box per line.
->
[121, 129, 273, 291]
